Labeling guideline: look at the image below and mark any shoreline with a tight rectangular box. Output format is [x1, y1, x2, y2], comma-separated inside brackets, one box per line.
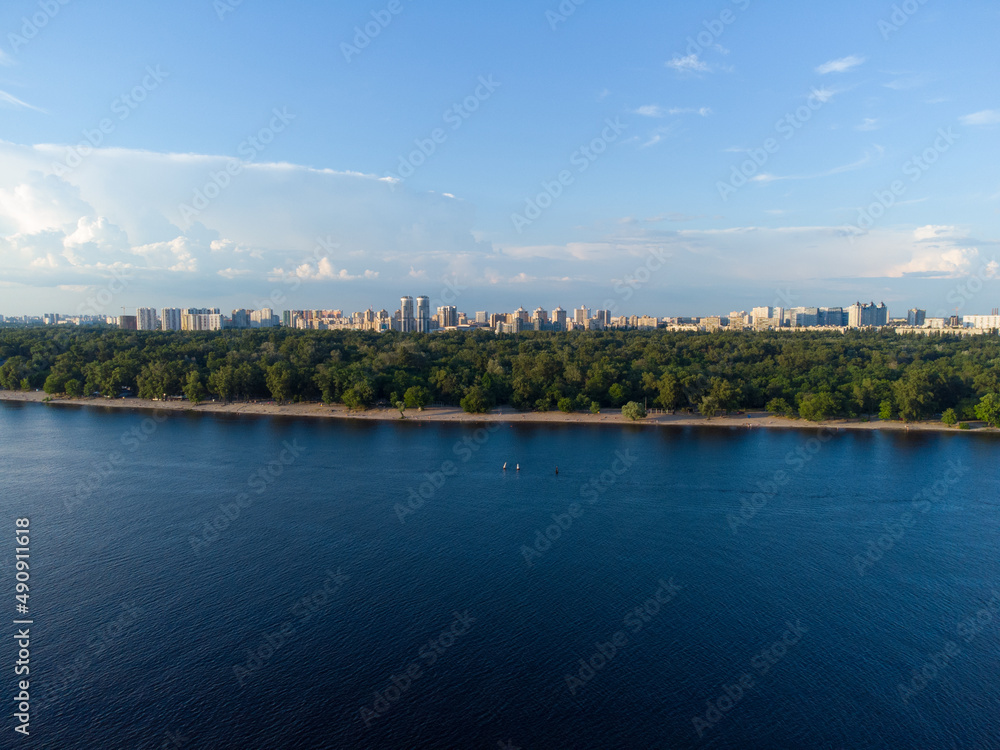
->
[0, 390, 990, 434]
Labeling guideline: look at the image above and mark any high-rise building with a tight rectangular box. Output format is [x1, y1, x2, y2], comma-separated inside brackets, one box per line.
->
[475, 311, 488, 325]
[400, 297, 415, 332]
[532, 308, 548, 325]
[437, 306, 458, 328]
[819, 307, 846, 327]
[118, 315, 138, 330]
[231, 309, 251, 329]
[416, 296, 430, 333]
[181, 312, 223, 331]
[161, 308, 182, 331]
[551, 307, 567, 331]
[907, 308, 927, 327]
[848, 301, 889, 328]
[137, 308, 157, 330]
[574, 306, 589, 326]
[250, 308, 276, 328]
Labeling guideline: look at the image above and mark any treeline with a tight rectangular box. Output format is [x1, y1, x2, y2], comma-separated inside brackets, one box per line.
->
[2, 327, 1000, 422]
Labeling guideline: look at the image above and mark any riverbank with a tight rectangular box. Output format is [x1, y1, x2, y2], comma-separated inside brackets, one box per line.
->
[0, 390, 989, 433]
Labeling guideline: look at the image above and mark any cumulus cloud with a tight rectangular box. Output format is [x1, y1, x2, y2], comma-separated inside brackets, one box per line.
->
[0, 139, 490, 310]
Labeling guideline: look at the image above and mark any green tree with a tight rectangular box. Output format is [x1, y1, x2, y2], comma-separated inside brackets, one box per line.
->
[941, 408, 958, 427]
[798, 392, 837, 422]
[396, 400, 406, 419]
[878, 399, 895, 421]
[183, 371, 206, 404]
[557, 397, 574, 413]
[699, 395, 720, 418]
[403, 385, 431, 410]
[43, 372, 66, 395]
[974, 393, 1000, 427]
[265, 361, 294, 403]
[608, 382, 628, 406]
[622, 401, 646, 421]
[64, 378, 83, 398]
[655, 372, 683, 412]
[590, 401, 600, 414]
[460, 385, 491, 414]
[766, 397, 794, 417]
[342, 380, 375, 410]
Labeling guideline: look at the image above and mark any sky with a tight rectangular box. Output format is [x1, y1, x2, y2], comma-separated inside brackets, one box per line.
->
[1, 0, 999, 319]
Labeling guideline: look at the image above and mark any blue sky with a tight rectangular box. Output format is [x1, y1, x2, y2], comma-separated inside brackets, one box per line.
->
[1, 0, 999, 318]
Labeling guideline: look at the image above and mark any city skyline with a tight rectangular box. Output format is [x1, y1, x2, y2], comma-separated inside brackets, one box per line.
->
[12, 296, 1000, 334]
[1, 1, 999, 317]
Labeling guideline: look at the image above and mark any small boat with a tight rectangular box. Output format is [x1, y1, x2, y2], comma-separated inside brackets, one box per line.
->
[516, 464, 520, 471]
[555, 467, 559, 475]
[503, 462, 507, 471]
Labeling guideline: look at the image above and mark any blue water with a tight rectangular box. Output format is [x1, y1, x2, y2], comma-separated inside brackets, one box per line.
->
[1, 401, 999, 749]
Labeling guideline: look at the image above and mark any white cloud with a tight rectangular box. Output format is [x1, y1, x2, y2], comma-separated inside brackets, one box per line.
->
[810, 87, 838, 103]
[0, 139, 489, 307]
[669, 107, 712, 117]
[634, 105, 666, 117]
[665, 54, 710, 73]
[0, 90, 43, 112]
[815, 55, 866, 75]
[961, 110, 1000, 126]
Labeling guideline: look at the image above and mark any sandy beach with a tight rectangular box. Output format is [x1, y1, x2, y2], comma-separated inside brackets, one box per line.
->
[0, 390, 988, 434]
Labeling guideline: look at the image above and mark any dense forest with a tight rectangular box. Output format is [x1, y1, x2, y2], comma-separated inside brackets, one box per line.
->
[3, 327, 1000, 423]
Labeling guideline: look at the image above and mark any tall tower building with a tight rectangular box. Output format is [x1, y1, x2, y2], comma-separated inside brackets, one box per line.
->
[137, 308, 158, 330]
[416, 296, 430, 333]
[400, 296, 415, 332]
[551, 307, 567, 331]
[161, 308, 182, 331]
